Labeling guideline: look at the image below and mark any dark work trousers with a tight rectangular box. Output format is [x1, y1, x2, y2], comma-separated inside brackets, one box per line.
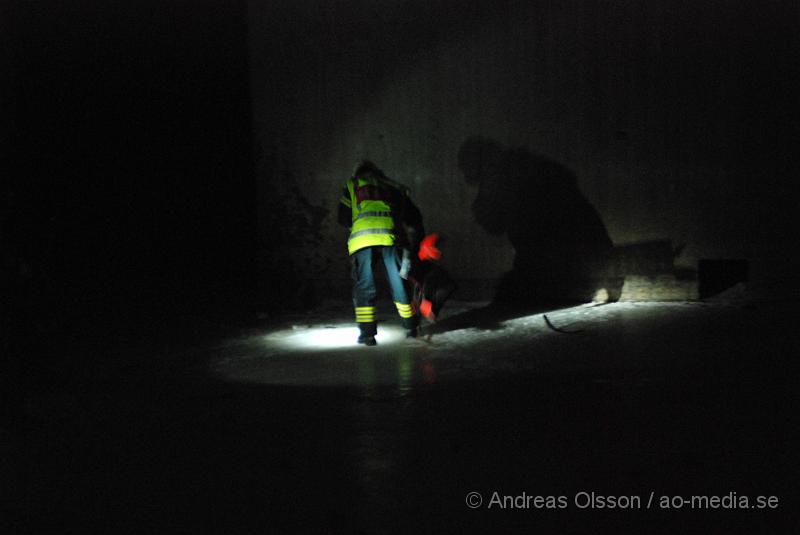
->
[351, 245, 416, 335]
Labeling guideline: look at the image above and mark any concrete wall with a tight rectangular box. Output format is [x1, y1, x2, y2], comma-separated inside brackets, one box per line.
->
[247, 0, 799, 302]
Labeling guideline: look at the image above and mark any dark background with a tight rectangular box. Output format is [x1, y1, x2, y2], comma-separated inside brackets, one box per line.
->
[4, 0, 799, 328]
[2, 2, 799, 533]
[4, 0, 255, 336]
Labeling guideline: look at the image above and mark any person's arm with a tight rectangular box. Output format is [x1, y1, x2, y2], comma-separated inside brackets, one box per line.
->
[401, 196, 425, 251]
[402, 193, 441, 262]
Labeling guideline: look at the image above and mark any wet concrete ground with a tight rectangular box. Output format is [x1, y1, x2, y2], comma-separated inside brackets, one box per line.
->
[3, 299, 799, 533]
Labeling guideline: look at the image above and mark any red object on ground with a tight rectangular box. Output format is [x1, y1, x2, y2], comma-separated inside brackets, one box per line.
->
[418, 233, 442, 261]
[419, 298, 434, 320]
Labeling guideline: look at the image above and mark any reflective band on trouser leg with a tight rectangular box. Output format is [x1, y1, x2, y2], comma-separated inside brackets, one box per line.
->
[394, 302, 415, 319]
[355, 306, 376, 323]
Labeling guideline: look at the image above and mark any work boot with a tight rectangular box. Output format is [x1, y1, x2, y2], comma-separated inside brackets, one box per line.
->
[402, 316, 420, 338]
[358, 322, 377, 346]
[358, 334, 377, 346]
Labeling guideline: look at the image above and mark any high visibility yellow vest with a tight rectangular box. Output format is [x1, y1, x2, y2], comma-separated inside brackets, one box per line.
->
[341, 175, 407, 255]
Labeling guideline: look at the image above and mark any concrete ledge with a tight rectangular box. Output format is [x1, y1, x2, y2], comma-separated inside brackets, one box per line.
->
[620, 275, 699, 301]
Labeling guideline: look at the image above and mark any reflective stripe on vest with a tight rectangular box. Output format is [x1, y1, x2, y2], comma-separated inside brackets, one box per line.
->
[355, 211, 393, 221]
[346, 177, 397, 255]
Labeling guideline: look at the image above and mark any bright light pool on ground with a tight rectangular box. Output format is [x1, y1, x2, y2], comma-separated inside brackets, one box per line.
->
[263, 324, 407, 350]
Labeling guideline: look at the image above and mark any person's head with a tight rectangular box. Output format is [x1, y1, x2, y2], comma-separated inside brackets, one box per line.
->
[352, 160, 385, 182]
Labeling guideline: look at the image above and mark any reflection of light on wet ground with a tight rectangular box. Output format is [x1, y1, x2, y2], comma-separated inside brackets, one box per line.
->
[396, 347, 414, 394]
[211, 321, 431, 390]
[212, 302, 703, 389]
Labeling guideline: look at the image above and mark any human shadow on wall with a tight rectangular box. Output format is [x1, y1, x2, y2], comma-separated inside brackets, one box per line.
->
[427, 137, 622, 333]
